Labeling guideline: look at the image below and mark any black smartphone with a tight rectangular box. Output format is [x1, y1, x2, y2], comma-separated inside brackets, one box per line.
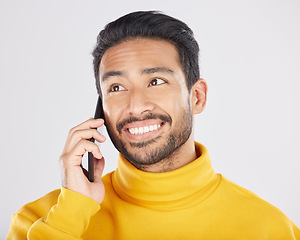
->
[88, 96, 104, 182]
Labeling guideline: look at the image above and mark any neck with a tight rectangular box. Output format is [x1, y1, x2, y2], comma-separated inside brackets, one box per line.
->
[137, 136, 197, 173]
[113, 142, 219, 210]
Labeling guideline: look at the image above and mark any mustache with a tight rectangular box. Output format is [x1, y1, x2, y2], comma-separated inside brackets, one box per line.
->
[117, 113, 172, 134]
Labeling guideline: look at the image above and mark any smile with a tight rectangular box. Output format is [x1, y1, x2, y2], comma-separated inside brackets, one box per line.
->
[128, 124, 162, 135]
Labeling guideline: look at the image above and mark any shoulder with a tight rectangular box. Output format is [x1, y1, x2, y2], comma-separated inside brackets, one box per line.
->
[218, 175, 285, 216]
[219, 175, 278, 208]
[216, 175, 300, 237]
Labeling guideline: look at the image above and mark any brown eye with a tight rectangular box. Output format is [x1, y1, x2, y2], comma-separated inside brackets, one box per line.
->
[110, 84, 125, 92]
[149, 78, 166, 87]
[112, 85, 120, 92]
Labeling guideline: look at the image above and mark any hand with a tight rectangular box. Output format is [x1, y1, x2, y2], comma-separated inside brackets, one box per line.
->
[59, 118, 106, 204]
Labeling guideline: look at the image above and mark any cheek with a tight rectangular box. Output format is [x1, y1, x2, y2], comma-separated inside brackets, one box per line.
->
[165, 92, 190, 116]
[102, 99, 121, 128]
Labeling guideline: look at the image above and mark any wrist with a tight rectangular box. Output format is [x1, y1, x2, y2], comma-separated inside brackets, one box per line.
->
[44, 187, 100, 237]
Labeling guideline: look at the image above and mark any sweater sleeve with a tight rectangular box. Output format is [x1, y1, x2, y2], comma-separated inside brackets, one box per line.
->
[7, 187, 100, 240]
[292, 222, 300, 239]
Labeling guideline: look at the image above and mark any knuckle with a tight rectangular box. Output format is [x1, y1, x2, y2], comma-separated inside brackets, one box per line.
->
[92, 144, 101, 156]
[77, 139, 90, 151]
[59, 153, 65, 162]
[83, 139, 98, 151]
[78, 138, 87, 145]
[92, 144, 100, 152]
[92, 129, 100, 137]
[59, 153, 68, 167]
[70, 129, 86, 143]
[68, 126, 76, 136]
[71, 129, 80, 139]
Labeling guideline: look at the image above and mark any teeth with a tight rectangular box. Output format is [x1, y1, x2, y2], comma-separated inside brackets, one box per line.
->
[138, 127, 143, 134]
[128, 124, 161, 135]
[144, 126, 149, 133]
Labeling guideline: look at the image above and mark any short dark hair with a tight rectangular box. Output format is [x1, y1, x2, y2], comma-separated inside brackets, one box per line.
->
[92, 11, 200, 96]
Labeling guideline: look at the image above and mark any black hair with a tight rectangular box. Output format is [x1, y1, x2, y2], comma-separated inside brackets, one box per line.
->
[92, 11, 200, 95]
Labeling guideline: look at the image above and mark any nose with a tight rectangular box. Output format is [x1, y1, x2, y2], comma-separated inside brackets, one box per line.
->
[126, 89, 155, 115]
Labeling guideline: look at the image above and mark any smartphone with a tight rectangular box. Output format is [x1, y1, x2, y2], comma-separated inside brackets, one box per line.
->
[88, 96, 104, 182]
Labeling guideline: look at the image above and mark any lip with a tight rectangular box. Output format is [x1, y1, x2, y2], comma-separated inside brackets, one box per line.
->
[123, 119, 165, 141]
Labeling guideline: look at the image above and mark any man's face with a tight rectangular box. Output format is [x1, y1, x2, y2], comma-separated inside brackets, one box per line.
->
[99, 38, 193, 170]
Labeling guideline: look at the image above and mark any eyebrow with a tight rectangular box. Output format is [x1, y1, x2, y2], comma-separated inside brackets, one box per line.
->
[101, 71, 125, 82]
[141, 67, 175, 75]
[101, 67, 175, 82]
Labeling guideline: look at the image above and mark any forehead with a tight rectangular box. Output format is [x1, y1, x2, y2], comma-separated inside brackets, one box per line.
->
[99, 38, 182, 78]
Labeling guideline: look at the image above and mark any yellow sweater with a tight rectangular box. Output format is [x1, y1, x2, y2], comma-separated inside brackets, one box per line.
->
[7, 142, 300, 239]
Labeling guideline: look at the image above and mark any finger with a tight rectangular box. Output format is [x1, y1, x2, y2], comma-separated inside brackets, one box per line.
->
[69, 118, 104, 135]
[65, 128, 106, 154]
[94, 157, 105, 182]
[65, 118, 104, 146]
[64, 140, 102, 167]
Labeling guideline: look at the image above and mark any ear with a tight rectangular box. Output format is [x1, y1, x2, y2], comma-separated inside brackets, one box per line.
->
[191, 78, 207, 115]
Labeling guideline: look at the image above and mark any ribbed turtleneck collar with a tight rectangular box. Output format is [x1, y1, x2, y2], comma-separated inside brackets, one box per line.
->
[112, 142, 220, 210]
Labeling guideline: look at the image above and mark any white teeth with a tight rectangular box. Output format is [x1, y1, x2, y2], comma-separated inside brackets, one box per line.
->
[134, 128, 138, 135]
[128, 124, 161, 135]
[144, 126, 149, 133]
[138, 127, 143, 134]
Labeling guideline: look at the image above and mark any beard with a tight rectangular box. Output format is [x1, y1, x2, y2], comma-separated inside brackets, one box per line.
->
[105, 104, 193, 169]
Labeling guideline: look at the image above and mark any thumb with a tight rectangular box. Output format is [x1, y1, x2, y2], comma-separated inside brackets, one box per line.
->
[94, 157, 105, 182]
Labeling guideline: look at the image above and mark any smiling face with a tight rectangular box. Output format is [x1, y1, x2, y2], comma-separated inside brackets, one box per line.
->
[99, 38, 200, 172]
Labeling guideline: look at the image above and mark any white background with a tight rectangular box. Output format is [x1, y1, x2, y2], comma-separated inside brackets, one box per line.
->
[1, 0, 299, 237]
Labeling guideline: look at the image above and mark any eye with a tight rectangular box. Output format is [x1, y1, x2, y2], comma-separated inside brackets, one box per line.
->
[109, 84, 126, 92]
[148, 78, 166, 87]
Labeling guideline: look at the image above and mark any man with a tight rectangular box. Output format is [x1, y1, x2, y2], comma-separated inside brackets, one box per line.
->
[7, 11, 300, 239]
